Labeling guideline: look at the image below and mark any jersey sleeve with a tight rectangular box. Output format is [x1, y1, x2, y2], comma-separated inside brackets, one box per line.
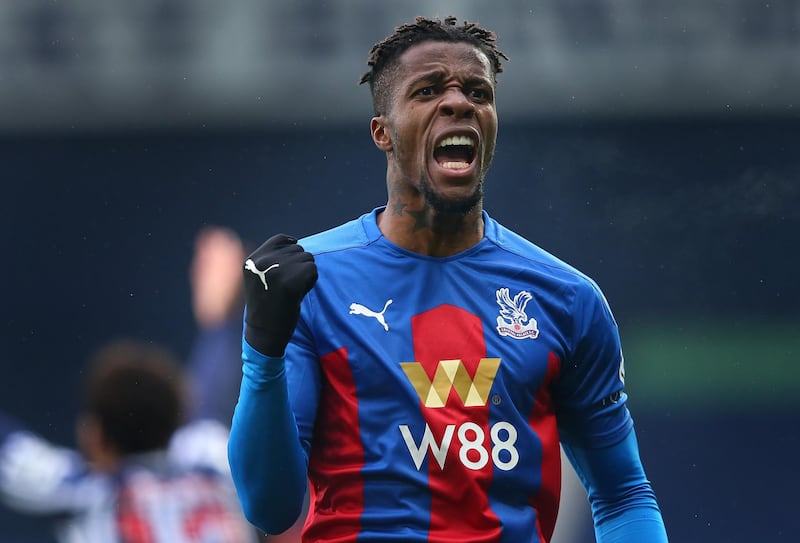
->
[228, 305, 320, 535]
[0, 413, 100, 515]
[554, 277, 632, 448]
[185, 317, 243, 425]
[562, 428, 669, 542]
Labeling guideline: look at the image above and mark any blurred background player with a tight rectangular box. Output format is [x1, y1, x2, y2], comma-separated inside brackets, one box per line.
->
[186, 225, 248, 425]
[0, 338, 258, 543]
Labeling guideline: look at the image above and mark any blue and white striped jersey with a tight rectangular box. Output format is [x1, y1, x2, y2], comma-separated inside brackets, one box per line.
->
[0, 419, 257, 543]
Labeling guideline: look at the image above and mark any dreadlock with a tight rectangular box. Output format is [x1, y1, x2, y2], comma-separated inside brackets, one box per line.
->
[359, 16, 509, 115]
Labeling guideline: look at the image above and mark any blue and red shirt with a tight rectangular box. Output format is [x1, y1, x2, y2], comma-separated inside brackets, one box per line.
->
[230, 208, 663, 542]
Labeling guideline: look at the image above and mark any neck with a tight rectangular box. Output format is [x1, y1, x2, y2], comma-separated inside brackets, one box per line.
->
[377, 195, 485, 257]
[78, 415, 121, 473]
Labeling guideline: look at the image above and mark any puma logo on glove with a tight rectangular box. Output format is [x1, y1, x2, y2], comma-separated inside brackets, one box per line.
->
[242, 234, 318, 357]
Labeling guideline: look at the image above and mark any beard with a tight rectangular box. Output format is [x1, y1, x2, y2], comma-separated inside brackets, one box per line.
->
[418, 142, 494, 217]
[419, 174, 484, 216]
[389, 126, 491, 216]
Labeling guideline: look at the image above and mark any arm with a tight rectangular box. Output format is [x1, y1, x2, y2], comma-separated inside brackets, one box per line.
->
[187, 226, 246, 425]
[228, 343, 309, 534]
[556, 278, 668, 541]
[562, 429, 668, 542]
[228, 234, 317, 535]
[186, 317, 243, 424]
[0, 412, 95, 515]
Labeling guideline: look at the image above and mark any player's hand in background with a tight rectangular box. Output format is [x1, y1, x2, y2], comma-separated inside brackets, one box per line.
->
[190, 226, 246, 329]
[243, 234, 317, 357]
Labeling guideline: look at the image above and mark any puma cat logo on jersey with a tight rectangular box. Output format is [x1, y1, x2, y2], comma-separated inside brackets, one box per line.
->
[349, 299, 392, 331]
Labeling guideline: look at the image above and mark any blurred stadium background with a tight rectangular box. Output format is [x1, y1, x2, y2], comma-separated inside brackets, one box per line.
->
[1, 1, 798, 541]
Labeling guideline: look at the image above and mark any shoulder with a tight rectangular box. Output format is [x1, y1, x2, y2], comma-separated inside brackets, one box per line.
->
[298, 209, 381, 256]
[168, 419, 231, 474]
[485, 213, 601, 295]
[0, 430, 93, 509]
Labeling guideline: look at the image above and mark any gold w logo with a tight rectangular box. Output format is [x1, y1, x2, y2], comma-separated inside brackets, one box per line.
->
[400, 358, 501, 408]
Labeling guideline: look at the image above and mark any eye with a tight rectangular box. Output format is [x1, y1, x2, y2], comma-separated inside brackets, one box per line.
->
[469, 88, 490, 101]
[415, 86, 435, 97]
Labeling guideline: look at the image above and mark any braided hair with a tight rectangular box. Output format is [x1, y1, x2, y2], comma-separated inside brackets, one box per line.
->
[359, 16, 509, 115]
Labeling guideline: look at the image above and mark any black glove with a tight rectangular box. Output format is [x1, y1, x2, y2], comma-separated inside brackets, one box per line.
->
[242, 234, 318, 357]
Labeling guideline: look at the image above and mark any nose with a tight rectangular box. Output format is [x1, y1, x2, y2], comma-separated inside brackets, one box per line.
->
[438, 87, 475, 119]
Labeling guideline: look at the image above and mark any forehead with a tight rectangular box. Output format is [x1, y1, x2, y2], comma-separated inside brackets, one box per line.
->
[395, 40, 493, 82]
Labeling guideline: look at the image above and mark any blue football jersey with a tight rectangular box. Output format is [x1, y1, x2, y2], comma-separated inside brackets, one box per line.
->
[282, 207, 631, 542]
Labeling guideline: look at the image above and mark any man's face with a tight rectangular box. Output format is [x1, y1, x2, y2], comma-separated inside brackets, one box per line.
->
[374, 40, 498, 214]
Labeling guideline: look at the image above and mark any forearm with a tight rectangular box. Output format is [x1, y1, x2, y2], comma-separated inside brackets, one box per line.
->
[228, 341, 308, 535]
[590, 481, 666, 543]
[0, 413, 87, 514]
[594, 512, 669, 543]
[562, 429, 668, 543]
[187, 318, 242, 424]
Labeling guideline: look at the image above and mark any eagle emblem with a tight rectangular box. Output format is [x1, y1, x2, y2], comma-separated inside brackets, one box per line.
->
[495, 288, 539, 340]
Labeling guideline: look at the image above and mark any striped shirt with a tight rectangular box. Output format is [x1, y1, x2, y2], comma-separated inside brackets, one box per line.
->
[0, 419, 257, 543]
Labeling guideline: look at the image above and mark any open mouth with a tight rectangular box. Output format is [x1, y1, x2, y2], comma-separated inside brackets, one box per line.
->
[433, 135, 476, 171]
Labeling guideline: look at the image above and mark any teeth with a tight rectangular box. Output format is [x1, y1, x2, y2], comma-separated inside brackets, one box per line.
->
[441, 161, 470, 170]
[438, 135, 475, 148]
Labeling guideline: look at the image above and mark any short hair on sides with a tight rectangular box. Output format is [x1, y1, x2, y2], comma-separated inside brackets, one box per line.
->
[359, 15, 509, 116]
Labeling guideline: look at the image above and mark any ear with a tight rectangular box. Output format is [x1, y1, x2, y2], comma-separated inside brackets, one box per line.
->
[76, 414, 118, 472]
[76, 414, 101, 461]
[370, 116, 392, 152]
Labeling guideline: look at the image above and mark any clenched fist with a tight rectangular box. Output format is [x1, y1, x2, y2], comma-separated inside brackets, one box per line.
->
[243, 234, 317, 357]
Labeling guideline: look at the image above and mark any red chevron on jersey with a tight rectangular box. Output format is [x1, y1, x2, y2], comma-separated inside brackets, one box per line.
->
[411, 304, 502, 542]
[306, 347, 364, 543]
[528, 351, 562, 542]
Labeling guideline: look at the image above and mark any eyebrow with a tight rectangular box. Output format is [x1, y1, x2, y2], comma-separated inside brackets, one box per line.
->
[405, 70, 493, 92]
[405, 70, 447, 91]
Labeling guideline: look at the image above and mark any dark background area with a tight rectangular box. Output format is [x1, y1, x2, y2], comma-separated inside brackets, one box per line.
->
[1, 117, 798, 541]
